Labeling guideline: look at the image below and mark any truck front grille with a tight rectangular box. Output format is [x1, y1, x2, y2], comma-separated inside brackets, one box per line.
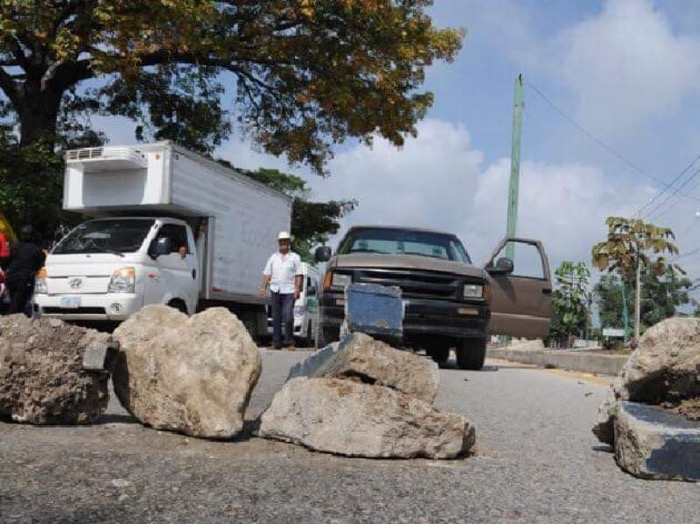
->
[353, 269, 461, 300]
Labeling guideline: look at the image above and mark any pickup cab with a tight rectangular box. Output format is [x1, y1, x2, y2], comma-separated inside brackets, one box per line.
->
[314, 226, 552, 370]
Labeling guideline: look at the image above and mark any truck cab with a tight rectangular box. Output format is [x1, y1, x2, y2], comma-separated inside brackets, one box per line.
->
[315, 226, 552, 370]
[34, 217, 199, 321]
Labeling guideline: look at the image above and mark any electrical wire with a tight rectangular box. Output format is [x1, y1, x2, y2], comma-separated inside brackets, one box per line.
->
[525, 79, 700, 216]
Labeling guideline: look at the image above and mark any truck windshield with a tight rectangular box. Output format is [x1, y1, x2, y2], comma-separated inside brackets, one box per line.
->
[338, 228, 472, 264]
[53, 219, 155, 255]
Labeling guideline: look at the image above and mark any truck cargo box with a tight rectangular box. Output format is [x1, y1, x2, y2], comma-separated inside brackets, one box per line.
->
[63, 142, 292, 302]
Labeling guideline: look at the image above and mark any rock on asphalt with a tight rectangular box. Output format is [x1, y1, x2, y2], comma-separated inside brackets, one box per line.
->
[1, 350, 699, 523]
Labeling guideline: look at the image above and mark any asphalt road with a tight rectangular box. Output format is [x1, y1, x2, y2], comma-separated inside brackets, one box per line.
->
[1, 350, 698, 523]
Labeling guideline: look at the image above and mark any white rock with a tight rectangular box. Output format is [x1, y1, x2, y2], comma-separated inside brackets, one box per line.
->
[288, 333, 440, 404]
[111, 305, 261, 439]
[259, 377, 474, 459]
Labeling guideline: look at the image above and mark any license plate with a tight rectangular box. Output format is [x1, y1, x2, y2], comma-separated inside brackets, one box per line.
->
[60, 296, 81, 309]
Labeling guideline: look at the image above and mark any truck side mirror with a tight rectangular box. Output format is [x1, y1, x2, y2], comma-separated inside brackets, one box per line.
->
[315, 246, 332, 263]
[487, 257, 514, 275]
[150, 237, 171, 258]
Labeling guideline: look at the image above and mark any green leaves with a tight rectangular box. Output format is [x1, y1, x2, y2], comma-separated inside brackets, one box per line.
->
[1, 0, 464, 173]
[551, 260, 591, 342]
[591, 217, 682, 278]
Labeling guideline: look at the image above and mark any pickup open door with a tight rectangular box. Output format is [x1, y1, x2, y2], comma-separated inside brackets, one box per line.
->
[483, 238, 552, 338]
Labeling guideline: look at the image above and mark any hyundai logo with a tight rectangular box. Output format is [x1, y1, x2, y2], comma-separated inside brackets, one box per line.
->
[69, 277, 83, 290]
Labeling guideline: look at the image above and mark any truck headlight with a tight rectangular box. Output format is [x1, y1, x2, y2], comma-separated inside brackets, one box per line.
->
[323, 271, 352, 291]
[463, 283, 484, 299]
[108, 267, 136, 294]
[35, 268, 48, 294]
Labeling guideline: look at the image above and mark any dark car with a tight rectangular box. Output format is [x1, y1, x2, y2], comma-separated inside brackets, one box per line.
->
[314, 226, 552, 370]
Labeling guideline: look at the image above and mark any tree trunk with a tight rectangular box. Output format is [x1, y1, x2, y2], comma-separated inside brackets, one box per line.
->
[17, 83, 62, 149]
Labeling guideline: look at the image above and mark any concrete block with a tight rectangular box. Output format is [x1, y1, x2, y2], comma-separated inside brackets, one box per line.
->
[614, 401, 700, 482]
[344, 283, 403, 339]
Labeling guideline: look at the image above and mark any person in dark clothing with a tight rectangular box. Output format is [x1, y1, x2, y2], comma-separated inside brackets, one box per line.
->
[5, 225, 45, 316]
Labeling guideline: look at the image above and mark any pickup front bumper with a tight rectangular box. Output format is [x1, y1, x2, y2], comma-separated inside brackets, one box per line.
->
[319, 293, 490, 340]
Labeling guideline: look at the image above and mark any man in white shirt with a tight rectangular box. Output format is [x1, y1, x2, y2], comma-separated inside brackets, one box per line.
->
[260, 231, 303, 350]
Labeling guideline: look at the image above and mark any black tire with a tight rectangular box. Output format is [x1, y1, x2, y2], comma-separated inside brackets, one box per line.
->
[428, 345, 451, 367]
[315, 323, 339, 349]
[168, 299, 188, 315]
[456, 338, 486, 370]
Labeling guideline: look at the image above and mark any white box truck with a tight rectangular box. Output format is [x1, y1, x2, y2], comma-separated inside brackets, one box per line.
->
[34, 141, 292, 338]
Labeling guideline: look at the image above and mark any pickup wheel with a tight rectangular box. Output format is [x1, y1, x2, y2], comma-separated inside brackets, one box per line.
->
[456, 338, 486, 370]
[428, 345, 451, 368]
[315, 324, 339, 349]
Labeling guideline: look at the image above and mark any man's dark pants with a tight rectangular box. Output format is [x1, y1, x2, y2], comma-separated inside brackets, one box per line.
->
[7, 276, 33, 316]
[271, 292, 295, 348]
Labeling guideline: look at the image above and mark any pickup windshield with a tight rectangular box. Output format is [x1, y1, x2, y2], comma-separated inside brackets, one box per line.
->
[338, 228, 472, 264]
[54, 219, 155, 255]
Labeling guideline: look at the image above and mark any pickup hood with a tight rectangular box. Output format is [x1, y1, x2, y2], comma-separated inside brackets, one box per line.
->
[330, 253, 488, 280]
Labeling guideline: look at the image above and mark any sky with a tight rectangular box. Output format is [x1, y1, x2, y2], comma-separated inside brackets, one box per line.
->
[101, 0, 700, 290]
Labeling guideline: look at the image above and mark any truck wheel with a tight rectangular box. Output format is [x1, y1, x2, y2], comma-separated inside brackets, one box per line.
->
[168, 299, 188, 315]
[315, 324, 338, 349]
[456, 338, 486, 370]
[428, 345, 450, 368]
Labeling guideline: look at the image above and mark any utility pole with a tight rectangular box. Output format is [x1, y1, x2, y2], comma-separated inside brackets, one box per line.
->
[621, 283, 629, 345]
[634, 256, 642, 343]
[506, 74, 524, 261]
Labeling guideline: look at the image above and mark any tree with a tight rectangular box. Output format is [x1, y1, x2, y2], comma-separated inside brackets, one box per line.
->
[639, 267, 693, 327]
[591, 217, 681, 339]
[594, 274, 625, 329]
[0, 1, 463, 173]
[550, 261, 590, 346]
[223, 165, 356, 262]
[595, 268, 693, 333]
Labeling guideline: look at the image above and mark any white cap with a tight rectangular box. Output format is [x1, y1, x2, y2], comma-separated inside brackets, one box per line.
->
[278, 231, 292, 241]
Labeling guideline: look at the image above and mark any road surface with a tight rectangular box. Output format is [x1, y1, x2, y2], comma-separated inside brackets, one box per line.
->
[1, 350, 698, 523]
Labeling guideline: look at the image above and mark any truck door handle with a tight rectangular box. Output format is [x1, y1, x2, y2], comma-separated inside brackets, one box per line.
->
[192, 269, 197, 280]
[542, 287, 552, 295]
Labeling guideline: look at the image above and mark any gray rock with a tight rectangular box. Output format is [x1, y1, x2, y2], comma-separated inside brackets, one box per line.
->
[592, 381, 621, 445]
[0, 315, 109, 424]
[259, 377, 474, 459]
[621, 317, 700, 404]
[288, 332, 439, 404]
[614, 401, 700, 482]
[111, 305, 261, 439]
[593, 317, 700, 445]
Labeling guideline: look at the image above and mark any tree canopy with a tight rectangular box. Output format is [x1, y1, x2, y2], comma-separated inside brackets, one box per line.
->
[0, 1, 463, 172]
[591, 216, 681, 279]
[550, 260, 590, 345]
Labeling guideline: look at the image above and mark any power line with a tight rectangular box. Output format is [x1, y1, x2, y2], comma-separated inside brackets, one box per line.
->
[525, 80, 666, 186]
[636, 155, 700, 217]
[645, 165, 700, 219]
[525, 79, 700, 214]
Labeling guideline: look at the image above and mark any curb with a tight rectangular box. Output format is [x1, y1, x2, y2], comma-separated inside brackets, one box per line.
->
[487, 347, 628, 376]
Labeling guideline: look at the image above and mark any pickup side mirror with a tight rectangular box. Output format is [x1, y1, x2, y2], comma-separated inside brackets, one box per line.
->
[150, 237, 171, 259]
[487, 257, 514, 275]
[314, 246, 332, 263]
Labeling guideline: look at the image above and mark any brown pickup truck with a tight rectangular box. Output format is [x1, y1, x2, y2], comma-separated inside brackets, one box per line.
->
[314, 226, 552, 370]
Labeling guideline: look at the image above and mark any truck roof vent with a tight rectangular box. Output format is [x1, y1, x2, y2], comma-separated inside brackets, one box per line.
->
[65, 146, 147, 172]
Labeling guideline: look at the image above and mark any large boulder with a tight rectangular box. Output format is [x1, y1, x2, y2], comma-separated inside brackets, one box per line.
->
[593, 318, 700, 445]
[614, 401, 700, 482]
[111, 305, 261, 439]
[0, 315, 109, 424]
[288, 333, 440, 404]
[259, 377, 474, 459]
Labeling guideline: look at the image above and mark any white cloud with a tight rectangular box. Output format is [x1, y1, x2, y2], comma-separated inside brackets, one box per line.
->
[307, 118, 652, 270]
[556, 0, 700, 137]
